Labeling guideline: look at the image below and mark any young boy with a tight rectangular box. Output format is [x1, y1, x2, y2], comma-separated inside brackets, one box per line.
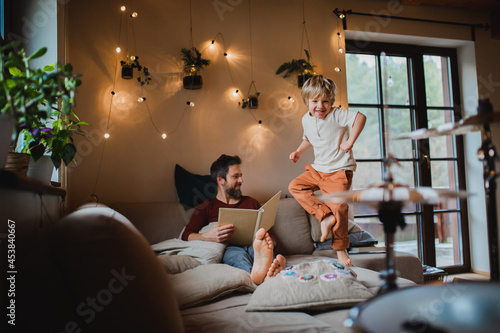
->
[288, 75, 366, 266]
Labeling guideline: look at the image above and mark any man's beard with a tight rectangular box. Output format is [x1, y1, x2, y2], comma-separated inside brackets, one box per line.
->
[225, 186, 242, 199]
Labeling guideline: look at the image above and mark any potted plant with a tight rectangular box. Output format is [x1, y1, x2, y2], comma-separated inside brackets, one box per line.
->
[120, 53, 151, 86]
[1, 41, 88, 177]
[180, 47, 210, 90]
[275, 49, 315, 88]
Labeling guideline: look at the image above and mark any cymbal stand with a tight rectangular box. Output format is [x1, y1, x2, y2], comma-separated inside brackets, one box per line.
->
[377, 156, 407, 293]
[477, 100, 499, 281]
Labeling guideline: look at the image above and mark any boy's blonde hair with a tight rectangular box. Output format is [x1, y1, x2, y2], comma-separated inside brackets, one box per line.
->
[301, 75, 337, 107]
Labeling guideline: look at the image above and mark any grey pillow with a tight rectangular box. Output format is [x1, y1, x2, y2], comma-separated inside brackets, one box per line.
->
[246, 259, 374, 312]
[272, 198, 315, 255]
[169, 264, 256, 309]
[156, 253, 201, 274]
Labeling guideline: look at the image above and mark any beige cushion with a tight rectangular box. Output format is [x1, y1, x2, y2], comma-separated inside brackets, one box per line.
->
[151, 238, 226, 264]
[273, 198, 315, 255]
[169, 264, 256, 309]
[49, 205, 184, 333]
[245, 259, 374, 312]
[157, 253, 201, 274]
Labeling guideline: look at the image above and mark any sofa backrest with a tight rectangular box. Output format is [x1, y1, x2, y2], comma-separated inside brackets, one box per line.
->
[109, 202, 193, 244]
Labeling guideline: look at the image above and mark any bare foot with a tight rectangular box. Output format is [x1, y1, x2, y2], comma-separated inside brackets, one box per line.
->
[320, 215, 336, 242]
[264, 254, 286, 281]
[250, 228, 274, 285]
[337, 249, 351, 266]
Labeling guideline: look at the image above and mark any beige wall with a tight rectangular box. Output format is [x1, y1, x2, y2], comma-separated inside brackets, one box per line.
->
[59, 0, 499, 272]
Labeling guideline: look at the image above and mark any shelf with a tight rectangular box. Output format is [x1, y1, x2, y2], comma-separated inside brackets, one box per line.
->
[0, 169, 66, 198]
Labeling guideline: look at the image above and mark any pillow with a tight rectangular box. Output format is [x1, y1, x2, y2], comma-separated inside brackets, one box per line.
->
[245, 259, 374, 312]
[314, 231, 378, 251]
[151, 238, 226, 264]
[175, 164, 217, 209]
[169, 264, 256, 309]
[157, 253, 201, 274]
[309, 214, 365, 243]
[272, 197, 315, 255]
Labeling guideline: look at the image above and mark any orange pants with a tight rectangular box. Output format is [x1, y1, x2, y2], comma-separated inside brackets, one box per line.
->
[289, 164, 353, 251]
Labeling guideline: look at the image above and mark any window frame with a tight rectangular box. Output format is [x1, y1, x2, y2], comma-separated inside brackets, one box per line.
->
[345, 40, 470, 274]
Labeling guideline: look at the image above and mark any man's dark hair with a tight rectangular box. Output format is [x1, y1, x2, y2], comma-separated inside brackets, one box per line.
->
[210, 154, 241, 181]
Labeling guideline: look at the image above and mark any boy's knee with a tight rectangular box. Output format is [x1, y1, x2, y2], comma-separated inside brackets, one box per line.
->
[288, 179, 298, 194]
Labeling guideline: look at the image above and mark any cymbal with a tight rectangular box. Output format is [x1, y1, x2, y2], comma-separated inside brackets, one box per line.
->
[320, 183, 467, 207]
[395, 111, 500, 140]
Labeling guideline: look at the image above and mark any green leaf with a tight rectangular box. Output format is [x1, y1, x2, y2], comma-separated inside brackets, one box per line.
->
[8, 67, 22, 76]
[62, 63, 73, 73]
[43, 65, 55, 71]
[27, 47, 47, 61]
[62, 143, 76, 166]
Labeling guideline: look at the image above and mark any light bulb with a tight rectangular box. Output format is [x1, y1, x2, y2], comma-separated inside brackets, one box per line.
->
[104, 133, 110, 139]
[258, 120, 262, 128]
[338, 48, 344, 54]
[288, 96, 295, 103]
[224, 52, 228, 57]
[131, 12, 138, 18]
[334, 67, 341, 72]
[186, 101, 195, 107]
[211, 40, 215, 44]
[337, 32, 342, 38]
[120, 6, 126, 11]
[138, 97, 146, 102]
[162, 133, 167, 139]
[116, 47, 121, 53]
[130, 55, 136, 60]
[111, 91, 115, 95]
[339, 13, 345, 19]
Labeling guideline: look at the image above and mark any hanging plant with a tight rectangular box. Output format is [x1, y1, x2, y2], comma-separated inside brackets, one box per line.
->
[275, 49, 315, 88]
[239, 81, 260, 109]
[180, 47, 210, 90]
[120, 54, 151, 86]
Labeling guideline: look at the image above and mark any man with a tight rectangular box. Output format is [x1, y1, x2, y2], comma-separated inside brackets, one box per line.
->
[181, 154, 285, 284]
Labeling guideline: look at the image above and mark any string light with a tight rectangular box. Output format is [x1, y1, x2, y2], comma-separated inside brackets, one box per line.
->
[224, 52, 228, 57]
[338, 13, 345, 19]
[116, 47, 121, 53]
[111, 91, 115, 95]
[130, 12, 138, 18]
[337, 32, 342, 38]
[258, 120, 262, 128]
[138, 97, 146, 102]
[130, 55, 136, 60]
[162, 133, 167, 139]
[186, 101, 195, 107]
[288, 96, 295, 103]
[211, 40, 215, 44]
[335, 67, 341, 72]
[338, 48, 344, 54]
[120, 5, 126, 11]
[104, 133, 110, 139]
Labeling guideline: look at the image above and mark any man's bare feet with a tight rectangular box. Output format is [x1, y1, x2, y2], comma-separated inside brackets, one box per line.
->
[264, 254, 286, 281]
[320, 214, 336, 242]
[337, 249, 351, 266]
[250, 228, 274, 285]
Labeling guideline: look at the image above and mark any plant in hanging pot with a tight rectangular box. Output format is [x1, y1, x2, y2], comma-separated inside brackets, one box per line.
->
[120, 53, 151, 86]
[275, 49, 315, 88]
[180, 47, 210, 90]
[239, 81, 260, 109]
[0, 41, 89, 177]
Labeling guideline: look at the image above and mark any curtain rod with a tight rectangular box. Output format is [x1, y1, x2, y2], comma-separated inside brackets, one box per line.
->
[333, 8, 489, 41]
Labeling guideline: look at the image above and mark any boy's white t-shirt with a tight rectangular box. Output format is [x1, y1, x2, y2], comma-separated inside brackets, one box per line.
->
[302, 107, 359, 174]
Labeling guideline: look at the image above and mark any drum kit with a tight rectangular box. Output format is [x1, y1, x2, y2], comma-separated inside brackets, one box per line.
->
[320, 99, 500, 332]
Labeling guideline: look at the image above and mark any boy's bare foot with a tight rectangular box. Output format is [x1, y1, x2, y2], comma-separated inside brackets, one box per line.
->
[320, 214, 336, 242]
[337, 249, 351, 266]
[251, 228, 274, 285]
[265, 254, 286, 281]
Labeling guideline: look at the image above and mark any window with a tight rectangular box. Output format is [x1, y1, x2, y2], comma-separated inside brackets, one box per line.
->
[345, 41, 470, 273]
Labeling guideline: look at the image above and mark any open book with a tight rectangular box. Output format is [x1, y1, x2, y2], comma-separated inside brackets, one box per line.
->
[218, 191, 282, 246]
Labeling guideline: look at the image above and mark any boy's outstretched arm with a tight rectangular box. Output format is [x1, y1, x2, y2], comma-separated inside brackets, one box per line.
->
[290, 139, 312, 163]
[340, 112, 366, 153]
